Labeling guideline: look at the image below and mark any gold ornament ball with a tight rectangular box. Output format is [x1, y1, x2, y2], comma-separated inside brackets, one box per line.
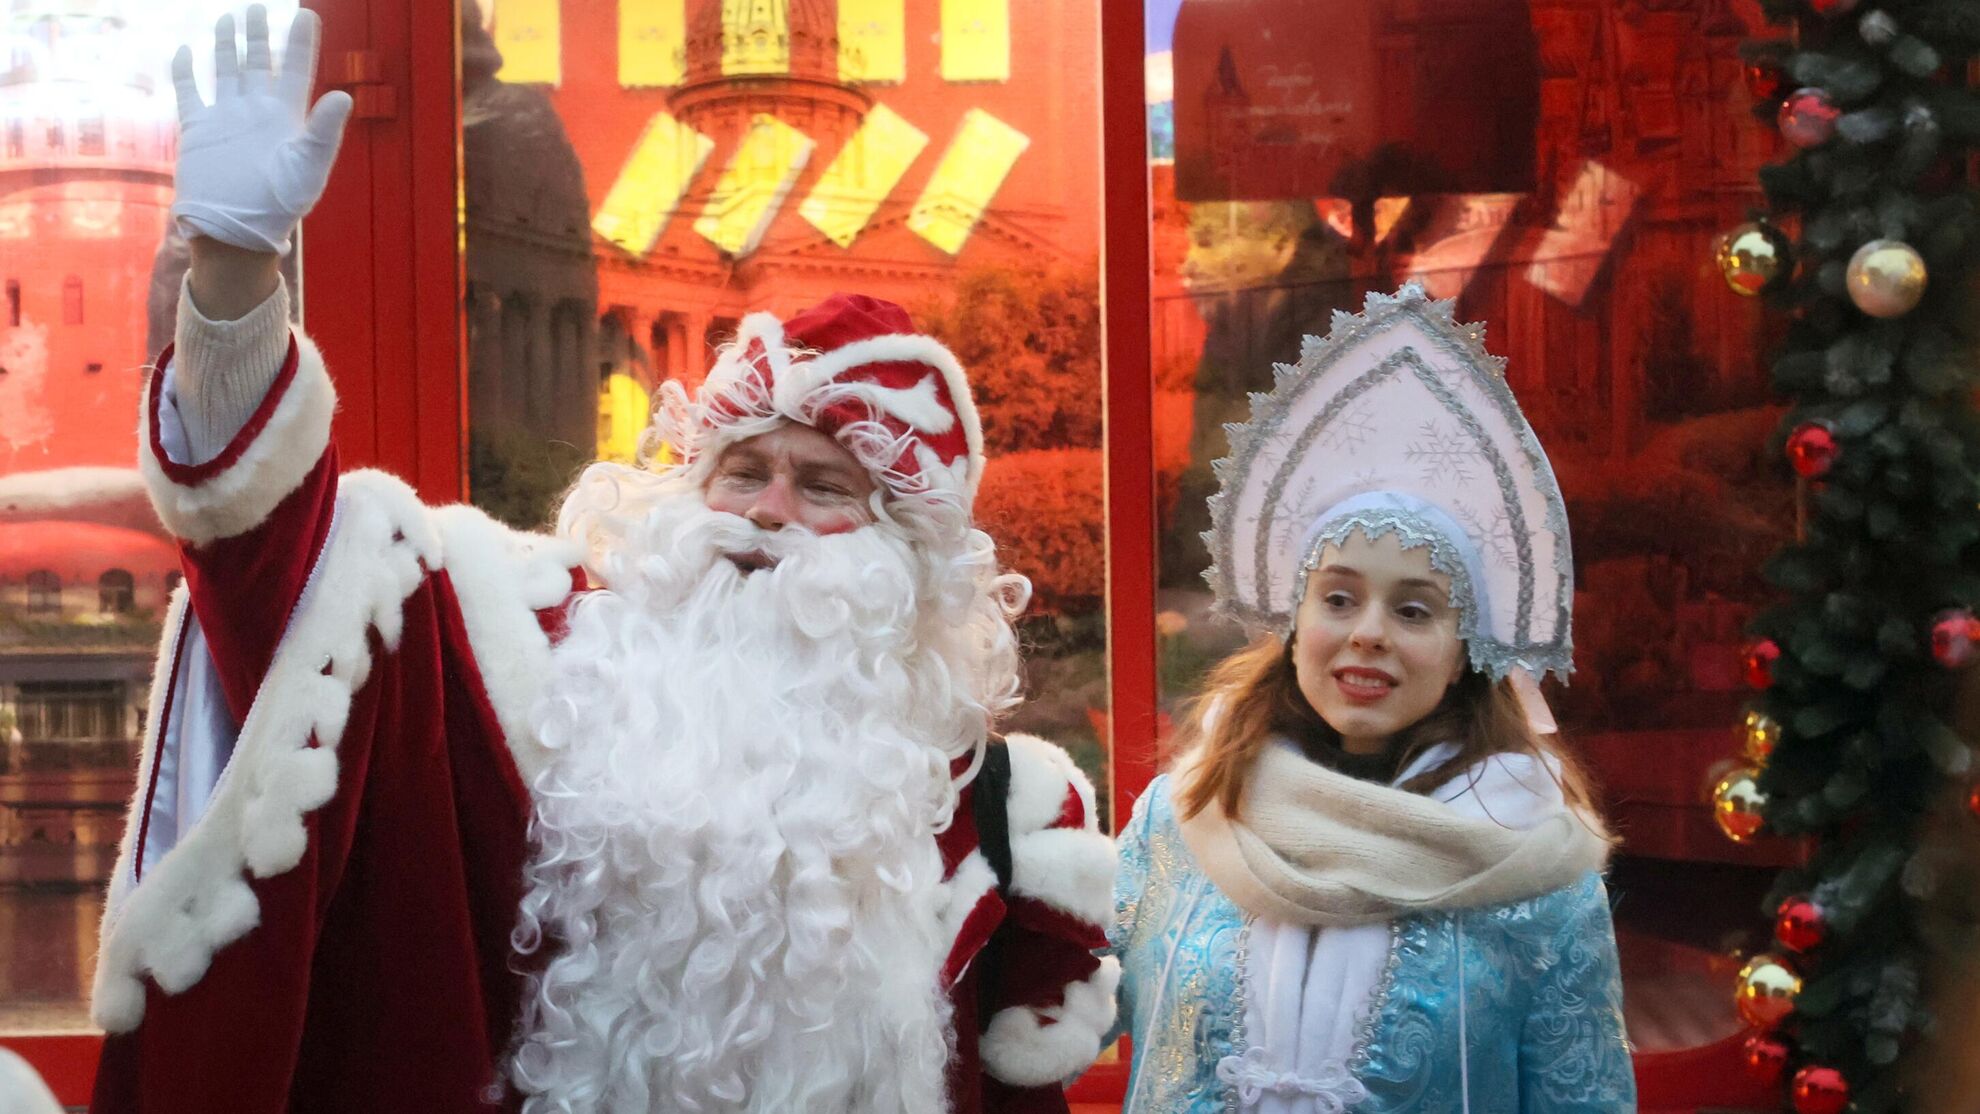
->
[1846, 239, 1927, 318]
[1713, 767, 1769, 843]
[1743, 711, 1782, 764]
[1736, 953, 1803, 1028]
[1716, 222, 1792, 296]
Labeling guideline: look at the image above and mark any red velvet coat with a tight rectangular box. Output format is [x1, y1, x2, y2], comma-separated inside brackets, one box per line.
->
[88, 334, 1118, 1114]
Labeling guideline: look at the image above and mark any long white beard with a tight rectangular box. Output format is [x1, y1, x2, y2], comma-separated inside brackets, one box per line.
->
[510, 475, 1023, 1114]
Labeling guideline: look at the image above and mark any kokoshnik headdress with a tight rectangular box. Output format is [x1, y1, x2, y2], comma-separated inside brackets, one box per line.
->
[1204, 283, 1574, 724]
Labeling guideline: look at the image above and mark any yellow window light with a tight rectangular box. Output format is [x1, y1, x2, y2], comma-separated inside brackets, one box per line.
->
[940, 0, 1009, 83]
[694, 114, 816, 257]
[908, 109, 1029, 255]
[593, 111, 716, 257]
[838, 0, 905, 84]
[799, 104, 927, 248]
[492, 0, 561, 86]
[598, 372, 654, 464]
[620, 0, 687, 87]
[722, 0, 790, 75]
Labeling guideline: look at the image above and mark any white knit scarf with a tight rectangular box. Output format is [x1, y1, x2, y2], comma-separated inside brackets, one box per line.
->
[1174, 741, 1611, 926]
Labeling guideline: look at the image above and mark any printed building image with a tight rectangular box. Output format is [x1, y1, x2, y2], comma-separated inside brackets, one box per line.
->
[0, 0, 183, 1028]
[464, 0, 1102, 527]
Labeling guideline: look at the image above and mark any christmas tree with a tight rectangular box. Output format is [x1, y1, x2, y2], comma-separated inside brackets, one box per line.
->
[1717, 0, 1980, 1110]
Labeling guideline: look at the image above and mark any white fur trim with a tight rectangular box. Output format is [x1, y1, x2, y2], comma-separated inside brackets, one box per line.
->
[937, 848, 1000, 959]
[0, 1047, 63, 1114]
[430, 506, 583, 789]
[999, 733, 1112, 926]
[140, 335, 335, 546]
[734, 311, 786, 360]
[1003, 732, 1097, 836]
[979, 956, 1122, 1087]
[1009, 826, 1117, 928]
[93, 470, 435, 1030]
[779, 333, 983, 493]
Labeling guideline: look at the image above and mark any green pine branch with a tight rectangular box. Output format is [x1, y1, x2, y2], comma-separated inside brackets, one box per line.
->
[1742, 0, 1980, 1108]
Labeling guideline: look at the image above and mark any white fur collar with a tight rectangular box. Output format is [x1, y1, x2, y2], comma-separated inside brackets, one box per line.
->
[94, 470, 579, 1032]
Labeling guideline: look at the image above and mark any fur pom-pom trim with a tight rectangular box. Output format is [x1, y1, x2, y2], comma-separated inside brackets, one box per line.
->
[92, 470, 439, 1032]
[790, 332, 983, 494]
[140, 335, 335, 546]
[430, 506, 583, 789]
[1002, 732, 1097, 835]
[979, 956, 1122, 1087]
[1009, 826, 1117, 929]
[999, 732, 1111, 925]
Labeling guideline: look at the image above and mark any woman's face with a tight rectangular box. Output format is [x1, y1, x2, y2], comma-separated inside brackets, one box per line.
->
[1292, 529, 1468, 754]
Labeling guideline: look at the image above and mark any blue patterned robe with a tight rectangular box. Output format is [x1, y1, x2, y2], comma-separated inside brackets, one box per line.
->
[1107, 774, 1636, 1113]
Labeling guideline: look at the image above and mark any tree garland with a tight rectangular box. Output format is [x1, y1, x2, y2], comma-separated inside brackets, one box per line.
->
[1714, 1, 1980, 1110]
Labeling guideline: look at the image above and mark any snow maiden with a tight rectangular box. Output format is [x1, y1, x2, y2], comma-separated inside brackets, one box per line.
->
[1108, 285, 1638, 1113]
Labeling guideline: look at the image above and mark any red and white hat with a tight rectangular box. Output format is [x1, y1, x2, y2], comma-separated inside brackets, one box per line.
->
[682, 293, 985, 506]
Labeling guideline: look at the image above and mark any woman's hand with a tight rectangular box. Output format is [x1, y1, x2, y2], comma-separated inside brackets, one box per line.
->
[174, 6, 351, 317]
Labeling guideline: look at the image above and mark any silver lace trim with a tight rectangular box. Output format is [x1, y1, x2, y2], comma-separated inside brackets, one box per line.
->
[1297, 507, 1485, 672]
[1225, 915, 1254, 1114]
[1201, 283, 1575, 684]
[1346, 920, 1408, 1079]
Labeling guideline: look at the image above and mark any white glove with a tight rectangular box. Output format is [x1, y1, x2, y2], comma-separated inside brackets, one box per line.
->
[170, 6, 353, 255]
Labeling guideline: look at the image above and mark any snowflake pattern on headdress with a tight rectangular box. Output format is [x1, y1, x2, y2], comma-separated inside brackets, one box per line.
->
[1405, 419, 1484, 487]
[1202, 284, 1575, 684]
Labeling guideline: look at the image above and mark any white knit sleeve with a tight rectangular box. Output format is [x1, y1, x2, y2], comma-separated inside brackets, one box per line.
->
[170, 275, 292, 465]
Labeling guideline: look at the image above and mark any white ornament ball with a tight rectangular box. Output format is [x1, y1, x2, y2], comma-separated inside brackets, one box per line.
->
[1846, 239, 1927, 318]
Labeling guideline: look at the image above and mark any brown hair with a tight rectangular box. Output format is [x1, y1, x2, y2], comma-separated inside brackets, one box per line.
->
[1169, 634, 1598, 821]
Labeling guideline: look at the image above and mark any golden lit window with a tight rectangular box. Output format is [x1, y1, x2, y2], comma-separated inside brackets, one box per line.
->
[838, 0, 905, 84]
[597, 373, 652, 463]
[799, 104, 927, 248]
[492, 0, 561, 85]
[940, 0, 1009, 83]
[908, 108, 1029, 254]
[619, 0, 687, 87]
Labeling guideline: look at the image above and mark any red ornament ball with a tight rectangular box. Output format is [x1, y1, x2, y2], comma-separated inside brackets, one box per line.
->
[1744, 59, 1786, 102]
[1743, 1033, 1792, 1086]
[1746, 640, 1782, 689]
[1776, 896, 1827, 952]
[1931, 609, 1980, 668]
[1793, 1065, 1850, 1114]
[1780, 88, 1842, 148]
[1809, 0, 1859, 14]
[1787, 423, 1839, 478]
[1967, 781, 1980, 820]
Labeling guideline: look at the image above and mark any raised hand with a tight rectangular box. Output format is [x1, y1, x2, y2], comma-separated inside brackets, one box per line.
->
[171, 5, 352, 256]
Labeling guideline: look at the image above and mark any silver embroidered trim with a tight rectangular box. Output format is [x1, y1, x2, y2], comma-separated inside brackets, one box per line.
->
[1225, 915, 1255, 1114]
[1201, 283, 1574, 683]
[1345, 919, 1409, 1081]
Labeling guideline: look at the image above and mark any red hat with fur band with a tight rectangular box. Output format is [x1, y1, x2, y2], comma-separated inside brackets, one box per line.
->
[685, 293, 985, 506]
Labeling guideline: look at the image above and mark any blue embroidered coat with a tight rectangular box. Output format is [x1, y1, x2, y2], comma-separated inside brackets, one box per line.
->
[1107, 774, 1637, 1113]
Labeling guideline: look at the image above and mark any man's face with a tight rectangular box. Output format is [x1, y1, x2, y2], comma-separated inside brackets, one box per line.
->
[703, 422, 877, 566]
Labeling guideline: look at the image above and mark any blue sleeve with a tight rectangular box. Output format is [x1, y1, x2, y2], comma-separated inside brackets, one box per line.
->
[1101, 776, 1163, 1049]
[1518, 875, 1637, 1113]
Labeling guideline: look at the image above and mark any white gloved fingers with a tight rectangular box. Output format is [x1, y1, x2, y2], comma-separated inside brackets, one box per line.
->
[172, 6, 347, 254]
[300, 91, 354, 160]
[243, 5, 273, 97]
[212, 13, 240, 98]
[276, 10, 324, 109]
[171, 46, 204, 125]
